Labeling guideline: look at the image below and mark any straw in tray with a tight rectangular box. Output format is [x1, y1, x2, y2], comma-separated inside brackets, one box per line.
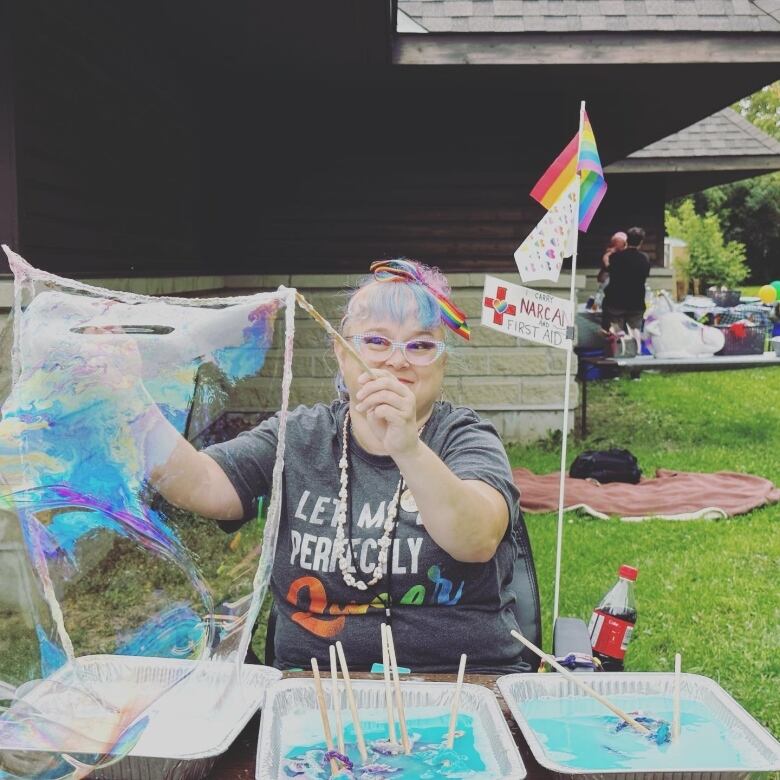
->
[672, 652, 682, 741]
[329, 644, 345, 755]
[446, 653, 467, 749]
[335, 641, 368, 763]
[311, 657, 340, 777]
[380, 623, 397, 745]
[384, 624, 411, 755]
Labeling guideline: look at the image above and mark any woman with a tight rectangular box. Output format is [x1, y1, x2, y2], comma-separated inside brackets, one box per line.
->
[152, 259, 528, 673]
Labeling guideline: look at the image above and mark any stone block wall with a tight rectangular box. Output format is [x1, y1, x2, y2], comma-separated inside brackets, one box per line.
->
[248, 272, 583, 443]
[0, 270, 584, 443]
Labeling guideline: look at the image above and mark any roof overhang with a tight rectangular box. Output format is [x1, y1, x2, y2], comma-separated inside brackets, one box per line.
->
[393, 32, 780, 66]
[607, 155, 780, 174]
[606, 104, 780, 197]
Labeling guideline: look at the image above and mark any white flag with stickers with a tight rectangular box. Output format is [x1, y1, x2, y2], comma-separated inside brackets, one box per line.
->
[514, 179, 579, 283]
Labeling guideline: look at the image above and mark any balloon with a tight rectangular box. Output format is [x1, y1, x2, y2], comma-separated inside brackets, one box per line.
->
[758, 284, 777, 304]
[772, 280, 780, 298]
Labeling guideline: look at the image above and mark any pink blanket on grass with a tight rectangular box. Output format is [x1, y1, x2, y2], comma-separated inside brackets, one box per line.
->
[513, 468, 780, 521]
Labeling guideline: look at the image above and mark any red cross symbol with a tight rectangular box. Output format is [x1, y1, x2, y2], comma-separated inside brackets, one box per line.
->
[483, 286, 516, 325]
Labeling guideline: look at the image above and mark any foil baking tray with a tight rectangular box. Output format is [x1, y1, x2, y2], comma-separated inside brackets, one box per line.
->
[256, 677, 527, 779]
[0, 654, 281, 780]
[497, 671, 780, 780]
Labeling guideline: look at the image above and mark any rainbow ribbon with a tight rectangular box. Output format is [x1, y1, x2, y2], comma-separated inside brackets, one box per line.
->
[369, 259, 471, 341]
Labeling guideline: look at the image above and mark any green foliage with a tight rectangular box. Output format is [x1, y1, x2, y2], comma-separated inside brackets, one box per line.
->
[667, 81, 780, 283]
[733, 81, 780, 140]
[689, 172, 780, 283]
[506, 368, 780, 745]
[665, 200, 749, 289]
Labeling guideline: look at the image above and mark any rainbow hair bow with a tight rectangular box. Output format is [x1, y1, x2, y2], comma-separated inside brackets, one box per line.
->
[369, 259, 471, 341]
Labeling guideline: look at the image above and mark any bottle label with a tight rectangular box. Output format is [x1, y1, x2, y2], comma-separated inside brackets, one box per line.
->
[589, 609, 634, 660]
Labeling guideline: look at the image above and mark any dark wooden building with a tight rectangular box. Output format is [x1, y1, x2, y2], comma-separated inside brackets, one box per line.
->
[1, 1, 780, 439]
[1, 0, 780, 277]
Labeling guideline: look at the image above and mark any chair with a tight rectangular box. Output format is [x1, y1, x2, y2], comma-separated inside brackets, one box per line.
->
[262, 509, 592, 670]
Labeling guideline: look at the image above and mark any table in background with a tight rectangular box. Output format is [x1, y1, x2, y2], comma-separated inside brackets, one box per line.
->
[578, 351, 780, 436]
[207, 671, 556, 779]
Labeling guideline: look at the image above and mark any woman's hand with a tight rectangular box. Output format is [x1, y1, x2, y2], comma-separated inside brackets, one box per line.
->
[353, 369, 419, 456]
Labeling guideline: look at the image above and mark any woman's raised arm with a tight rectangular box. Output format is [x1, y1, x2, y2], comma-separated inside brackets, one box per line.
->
[141, 407, 245, 522]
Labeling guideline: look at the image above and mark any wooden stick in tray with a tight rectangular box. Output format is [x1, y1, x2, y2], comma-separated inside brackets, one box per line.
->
[385, 624, 412, 755]
[335, 641, 368, 762]
[311, 658, 340, 777]
[380, 623, 398, 745]
[294, 291, 375, 375]
[510, 630, 651, 736]
[446, 653, 467, 749]
[329, 644, 346, 755]
[672, 652, 682, 741]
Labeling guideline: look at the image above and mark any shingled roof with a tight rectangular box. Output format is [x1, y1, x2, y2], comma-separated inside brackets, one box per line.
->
[397, 0, 780, 34]
[627, 106, 780, 158]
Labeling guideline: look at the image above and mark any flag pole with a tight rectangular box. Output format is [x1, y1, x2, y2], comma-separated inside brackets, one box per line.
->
[551, 100, 585, 638]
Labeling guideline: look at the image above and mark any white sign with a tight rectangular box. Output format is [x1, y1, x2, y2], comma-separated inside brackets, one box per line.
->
[481, 275, 573, 349]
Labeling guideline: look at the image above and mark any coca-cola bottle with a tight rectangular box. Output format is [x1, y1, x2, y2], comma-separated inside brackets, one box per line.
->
[588, 564, 638, 671]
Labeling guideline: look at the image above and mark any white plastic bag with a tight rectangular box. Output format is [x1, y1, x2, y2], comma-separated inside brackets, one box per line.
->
[645, 312, 724, 358]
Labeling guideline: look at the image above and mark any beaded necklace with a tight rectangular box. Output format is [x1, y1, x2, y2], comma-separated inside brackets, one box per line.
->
[334, 411, 404, 591]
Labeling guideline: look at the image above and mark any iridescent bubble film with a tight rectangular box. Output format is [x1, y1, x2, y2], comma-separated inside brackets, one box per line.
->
[0, 247, 294, 778]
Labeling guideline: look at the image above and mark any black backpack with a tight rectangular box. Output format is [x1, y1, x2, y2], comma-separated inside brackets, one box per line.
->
[569, 449, 642, 484]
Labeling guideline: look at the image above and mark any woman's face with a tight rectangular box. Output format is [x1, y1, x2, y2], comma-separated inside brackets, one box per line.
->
[336, 294, 447, 421]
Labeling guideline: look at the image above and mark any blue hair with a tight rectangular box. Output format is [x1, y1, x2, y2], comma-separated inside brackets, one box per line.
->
[341, 277, 442, 333]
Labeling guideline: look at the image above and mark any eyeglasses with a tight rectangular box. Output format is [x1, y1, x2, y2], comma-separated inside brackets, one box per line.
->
[349, 333, 446, 366]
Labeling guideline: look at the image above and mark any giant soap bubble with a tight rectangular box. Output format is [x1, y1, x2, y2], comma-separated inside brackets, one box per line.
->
[0, 246, 294, 778]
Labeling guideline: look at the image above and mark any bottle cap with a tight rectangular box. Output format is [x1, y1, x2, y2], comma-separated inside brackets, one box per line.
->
[619, 564, 638, 581]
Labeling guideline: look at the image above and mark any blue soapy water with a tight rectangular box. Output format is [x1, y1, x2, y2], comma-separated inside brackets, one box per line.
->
[524, 694, 767, 771]
[282, 709, 491, 778]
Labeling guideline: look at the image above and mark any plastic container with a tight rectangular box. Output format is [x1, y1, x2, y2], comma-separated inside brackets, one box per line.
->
[497, 671, 780, 779]
[0, 655, 282, 780]
[577, 348, 608, 381]
[257, 677, 526, 779]
[707, 289, 741, 307]
[773, 336, 780, 357]
[714, 322, 767, 355]
[588, 564, 638, 672]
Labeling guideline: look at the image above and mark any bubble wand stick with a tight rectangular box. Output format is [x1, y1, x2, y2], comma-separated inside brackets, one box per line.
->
[510, 630, 651, 735]
[294, 291, 375, 375]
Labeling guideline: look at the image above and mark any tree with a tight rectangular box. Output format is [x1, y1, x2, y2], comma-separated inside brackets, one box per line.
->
[733, 81, 780, 139]
[666, 81, 780, 283]
[665, 200, 748, 289]
[690, 173, 780, 282]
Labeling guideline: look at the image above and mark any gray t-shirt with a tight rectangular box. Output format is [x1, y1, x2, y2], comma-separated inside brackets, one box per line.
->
[204, 400, 527, 673]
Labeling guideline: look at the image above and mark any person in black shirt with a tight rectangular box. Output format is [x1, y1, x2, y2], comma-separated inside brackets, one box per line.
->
[601, 226, 651, 333]
[597, 231, 627, 286]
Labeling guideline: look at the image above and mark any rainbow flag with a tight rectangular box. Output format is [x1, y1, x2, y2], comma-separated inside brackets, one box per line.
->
[529, 110, 607, 231]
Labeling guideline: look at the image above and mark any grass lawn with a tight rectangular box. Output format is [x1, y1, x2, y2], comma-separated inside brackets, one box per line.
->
[506, 367, 780, 748]
[741, 283, 779, 297]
